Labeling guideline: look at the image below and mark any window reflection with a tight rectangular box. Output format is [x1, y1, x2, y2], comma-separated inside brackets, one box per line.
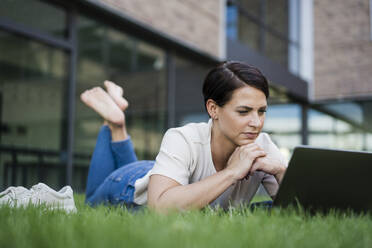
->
[308, 109, 364, 151]
[238, 15, 261, 52]
[265, 0, 288, 36]
[321, 103, 363, 125]
[0, 31, 68, 189]
[226, 4, 238, 40]
[265, 31, 288, 68]
[264, 104, 301, 160]
[0, 32, 67, 150]
[174, 56, 211, 126]
[308, 101, 372, 152]
[238, 0, 261, 18]
[0, 0, 67, 39]
[226, 0, 298, 70]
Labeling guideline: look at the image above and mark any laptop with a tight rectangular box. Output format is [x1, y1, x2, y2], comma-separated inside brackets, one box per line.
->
[273, 146, 372, 213]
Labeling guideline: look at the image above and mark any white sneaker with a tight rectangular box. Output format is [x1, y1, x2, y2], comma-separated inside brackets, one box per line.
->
[30, 183, 77, 213]
[0, 186, 32, 207]
[0, 183, 77, 213]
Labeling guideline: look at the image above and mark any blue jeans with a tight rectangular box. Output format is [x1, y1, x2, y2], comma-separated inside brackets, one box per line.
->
[85, 125, 154, 207]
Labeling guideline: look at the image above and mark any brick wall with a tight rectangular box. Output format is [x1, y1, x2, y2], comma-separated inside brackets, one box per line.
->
[314, 0, 372, 100]
[98, 0, 223, 58]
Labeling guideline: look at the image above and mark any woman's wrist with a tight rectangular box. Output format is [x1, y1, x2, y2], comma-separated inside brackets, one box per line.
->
[222, 167, 239, 185]
[274, 165, 286, 184]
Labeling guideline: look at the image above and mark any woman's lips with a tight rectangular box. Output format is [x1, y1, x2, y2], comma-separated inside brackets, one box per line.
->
[242, 132, 258, 139]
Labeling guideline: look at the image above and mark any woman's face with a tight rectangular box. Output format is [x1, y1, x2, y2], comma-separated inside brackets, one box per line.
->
[215, 85, 267, 146]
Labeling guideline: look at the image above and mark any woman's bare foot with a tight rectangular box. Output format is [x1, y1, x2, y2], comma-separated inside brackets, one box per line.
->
[104, 80, 129, 111]
[80, 87, 124, 126]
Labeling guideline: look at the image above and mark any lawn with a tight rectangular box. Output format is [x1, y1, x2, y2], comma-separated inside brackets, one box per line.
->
[1, 194, 372, 248]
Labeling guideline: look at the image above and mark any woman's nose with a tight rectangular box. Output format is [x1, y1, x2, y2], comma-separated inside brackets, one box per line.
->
[248, 113, 261, 127]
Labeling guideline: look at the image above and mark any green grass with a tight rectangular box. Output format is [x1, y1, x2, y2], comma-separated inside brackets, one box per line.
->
[1, 194, 372, 248]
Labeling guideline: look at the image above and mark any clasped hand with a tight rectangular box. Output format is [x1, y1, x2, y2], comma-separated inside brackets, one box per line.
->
[226, 143, 285, 182]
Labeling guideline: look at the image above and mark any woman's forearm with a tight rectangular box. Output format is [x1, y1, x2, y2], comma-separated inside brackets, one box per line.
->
[153, 169, 236, 212]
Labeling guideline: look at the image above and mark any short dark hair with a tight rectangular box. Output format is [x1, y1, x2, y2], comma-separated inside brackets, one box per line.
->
[202, 61, 269, 108]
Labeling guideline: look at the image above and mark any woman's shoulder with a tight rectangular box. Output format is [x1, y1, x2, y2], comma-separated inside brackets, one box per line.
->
[165, 121, 211, 144]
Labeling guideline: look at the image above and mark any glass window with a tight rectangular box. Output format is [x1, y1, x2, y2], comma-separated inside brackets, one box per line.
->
[226, 0, 299, 72]
[226, 4, 238, 40]
[308, 100, 372, 152]
[0, 31, 68, 189]
[174, 56, 211, 126]
[238, 0, 261, 18]
[360, 101, 372, 132]
[264, 103, 302, 161]
[238, 15, 261, 52]
[321, 102, 363, 125]
[265, 0, 288, 36]
[366, 133, 372, 150]
[75, 16, 167, 167]
[268, 85, 291, 104]
[265, 31, 288, 67]
[0, 0, 67, 39]
[308, 109, 364, 151]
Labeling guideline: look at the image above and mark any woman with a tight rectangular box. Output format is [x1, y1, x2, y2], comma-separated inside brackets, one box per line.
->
[82, 61, 287, 212]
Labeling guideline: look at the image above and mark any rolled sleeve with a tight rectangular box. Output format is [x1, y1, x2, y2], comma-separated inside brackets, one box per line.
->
[149, 129, 192, 185]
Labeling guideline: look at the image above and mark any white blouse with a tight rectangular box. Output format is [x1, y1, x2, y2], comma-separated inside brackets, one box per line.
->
[133, 119, 287, 208]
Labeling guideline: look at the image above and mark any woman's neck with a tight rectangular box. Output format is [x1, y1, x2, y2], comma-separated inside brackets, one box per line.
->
[210, 122, 237, 172]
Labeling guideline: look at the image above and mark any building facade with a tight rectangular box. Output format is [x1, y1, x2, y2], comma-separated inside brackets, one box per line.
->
[0, 0, 371, 192]
[314, 0, 372, 100]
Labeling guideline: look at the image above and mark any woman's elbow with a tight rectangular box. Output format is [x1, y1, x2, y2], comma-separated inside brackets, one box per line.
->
[147, 175, 182, 212]
[147, 196, 160, 211]
[147, 189, 173, 213]
[147, 197, 178, 214]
